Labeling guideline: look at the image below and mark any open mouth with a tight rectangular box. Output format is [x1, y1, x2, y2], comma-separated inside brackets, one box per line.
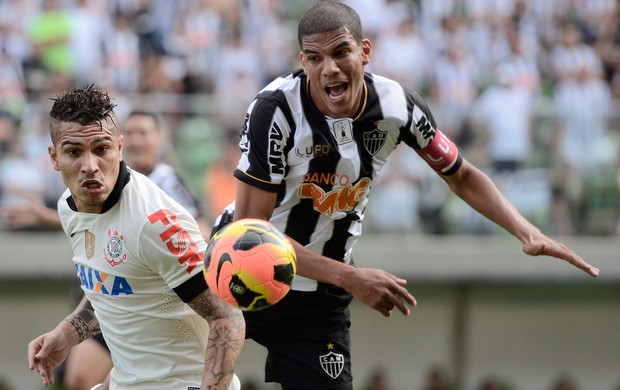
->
[81, 179, 104, 193]
[325, 82, 348, 101]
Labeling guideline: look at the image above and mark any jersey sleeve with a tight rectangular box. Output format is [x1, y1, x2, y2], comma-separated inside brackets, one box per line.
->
[404, 91, 462, 176]
[234, 93, 292, 192]
[139, 207, 208, 293]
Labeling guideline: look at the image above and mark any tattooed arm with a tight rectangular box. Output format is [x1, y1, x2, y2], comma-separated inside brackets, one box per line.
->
[187, 288, 245, 390]
[28, 296, 101, 386]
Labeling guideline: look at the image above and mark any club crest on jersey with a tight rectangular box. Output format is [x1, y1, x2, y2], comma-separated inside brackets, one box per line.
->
[319, 351, 344, 379]
[104, 227, 126, 267]
[332, 119, 353, 144]
[363, 128, 387, 155]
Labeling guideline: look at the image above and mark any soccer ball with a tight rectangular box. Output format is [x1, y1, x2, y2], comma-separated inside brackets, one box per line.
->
[203, 218, 296, 311]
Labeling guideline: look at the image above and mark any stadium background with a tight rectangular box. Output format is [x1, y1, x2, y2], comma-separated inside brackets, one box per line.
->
[0, 0, 619, 389]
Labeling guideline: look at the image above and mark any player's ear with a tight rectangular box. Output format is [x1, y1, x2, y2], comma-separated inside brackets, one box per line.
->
[48, 145, 60, 171]
[360, 39, 371, 66]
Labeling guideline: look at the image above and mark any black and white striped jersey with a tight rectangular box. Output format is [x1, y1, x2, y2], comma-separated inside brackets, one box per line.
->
[234, 70, 462, 291]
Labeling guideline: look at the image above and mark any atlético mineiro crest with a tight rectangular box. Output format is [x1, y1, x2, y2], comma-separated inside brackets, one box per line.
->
[319, 351, 344, 379]
[104, 227, 126, 267]
[363, 128, 387, 155]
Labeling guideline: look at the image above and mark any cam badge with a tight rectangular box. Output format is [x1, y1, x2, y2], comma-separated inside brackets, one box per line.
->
[319, 351, 344, 379]
[363, 128, 387, 155]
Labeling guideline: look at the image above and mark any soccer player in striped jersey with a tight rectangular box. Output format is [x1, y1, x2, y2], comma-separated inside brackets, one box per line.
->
[215, 2, 600, 389]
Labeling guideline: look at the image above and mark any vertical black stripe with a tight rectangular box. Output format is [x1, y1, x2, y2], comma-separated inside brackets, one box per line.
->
[284, 76, 341, 248]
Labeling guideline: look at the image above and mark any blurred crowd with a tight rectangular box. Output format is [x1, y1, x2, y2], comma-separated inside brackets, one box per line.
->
[0, 0, 619, 235]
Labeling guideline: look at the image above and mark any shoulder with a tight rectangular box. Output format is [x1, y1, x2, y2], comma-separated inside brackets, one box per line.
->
[122, 169, 190, 220]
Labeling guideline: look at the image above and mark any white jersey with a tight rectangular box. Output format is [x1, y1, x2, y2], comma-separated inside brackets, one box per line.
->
[58, 164, 239, 390]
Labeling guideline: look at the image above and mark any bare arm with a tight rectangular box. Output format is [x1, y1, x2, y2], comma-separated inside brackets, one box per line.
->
[234, 181, 416, 317]
[1, 192, 62, 230]
[186, 289, 245, 390]
[28, 296, 100, 386]
[442, 159, 599, 277]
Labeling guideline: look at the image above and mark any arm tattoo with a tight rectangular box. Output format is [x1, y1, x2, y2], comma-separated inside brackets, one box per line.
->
[64, 297, 100, 343]
[188, 289, 245, 387]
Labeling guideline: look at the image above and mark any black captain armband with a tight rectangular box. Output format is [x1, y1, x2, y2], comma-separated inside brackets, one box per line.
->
[174, 272, 209, 302]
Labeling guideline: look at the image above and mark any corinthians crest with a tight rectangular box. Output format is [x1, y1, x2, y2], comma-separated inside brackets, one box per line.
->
[363, 128, 387, 155]
[104, 227, 126, 267]
[319, 351, 344, 379]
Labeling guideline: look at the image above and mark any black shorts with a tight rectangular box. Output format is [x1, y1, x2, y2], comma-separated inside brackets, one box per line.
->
[244, 284, 353, 390]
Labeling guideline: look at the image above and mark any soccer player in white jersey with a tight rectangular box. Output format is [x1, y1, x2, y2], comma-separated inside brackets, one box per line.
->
[214, 2, 599, 389]
[60, 110, 214, 390]
[27, 85, 244, 390]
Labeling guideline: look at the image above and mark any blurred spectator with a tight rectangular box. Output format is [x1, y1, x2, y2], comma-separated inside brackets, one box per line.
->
[246, 0, 298, 84]
[173, 0, 224, 93]
[550, 26, 615, 234]
[428, 39, 480, 146]
[103, 9, 141, 93]
[23, 0, 71, 95]
[469, 62, 535, 172]
[364, 146, 423, 233]
[203, 130, 239, 223]
[122, 110, 210, 234]
[550, 374, 579, 390]
[0, 111, 47, 230]
[373, 16, 429, 91]
[421, 366, 453, 390]
[478, 376, 512, 390]
[68, 0, 111, 86]
[362, 366, 391, 390]
[0, 48, 27, 118]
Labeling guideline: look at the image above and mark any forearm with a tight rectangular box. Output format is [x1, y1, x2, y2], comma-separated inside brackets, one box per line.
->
[291, 240, 354, 288]
[188, 290, 245, 389]
[202, 313, 245, 389]
[62, 296, 100, 344]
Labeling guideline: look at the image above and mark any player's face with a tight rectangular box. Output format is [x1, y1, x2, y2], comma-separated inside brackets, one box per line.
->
[122, 114, 161, 174]
[300, 28, 371, 119]
[49, 119, 123, 214]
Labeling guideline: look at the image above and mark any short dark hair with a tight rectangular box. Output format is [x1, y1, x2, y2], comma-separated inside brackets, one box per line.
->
[127, 110, 161, 129]
[297, 1, 364, 48]
[49, 84, 117, 144]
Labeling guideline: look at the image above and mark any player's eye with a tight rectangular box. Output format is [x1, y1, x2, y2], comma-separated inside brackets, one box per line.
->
[96, 145, 110, 153]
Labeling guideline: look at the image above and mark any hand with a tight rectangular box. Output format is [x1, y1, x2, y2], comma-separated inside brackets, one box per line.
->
[341, 267, 417, 317]
[1, 192, 60, 230]
[27, 329, 74, 386]
[522, 233, 600, 277]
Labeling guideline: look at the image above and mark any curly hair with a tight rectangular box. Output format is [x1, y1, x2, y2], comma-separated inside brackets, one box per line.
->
[50, 84, 118, 144]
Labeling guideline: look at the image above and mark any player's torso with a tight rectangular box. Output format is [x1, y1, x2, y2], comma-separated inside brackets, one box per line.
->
[237, 73, 417, 291]
[59, 171, 210, 389]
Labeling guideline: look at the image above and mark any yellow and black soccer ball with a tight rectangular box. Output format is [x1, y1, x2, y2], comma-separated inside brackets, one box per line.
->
[203, 218, 296, 311]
